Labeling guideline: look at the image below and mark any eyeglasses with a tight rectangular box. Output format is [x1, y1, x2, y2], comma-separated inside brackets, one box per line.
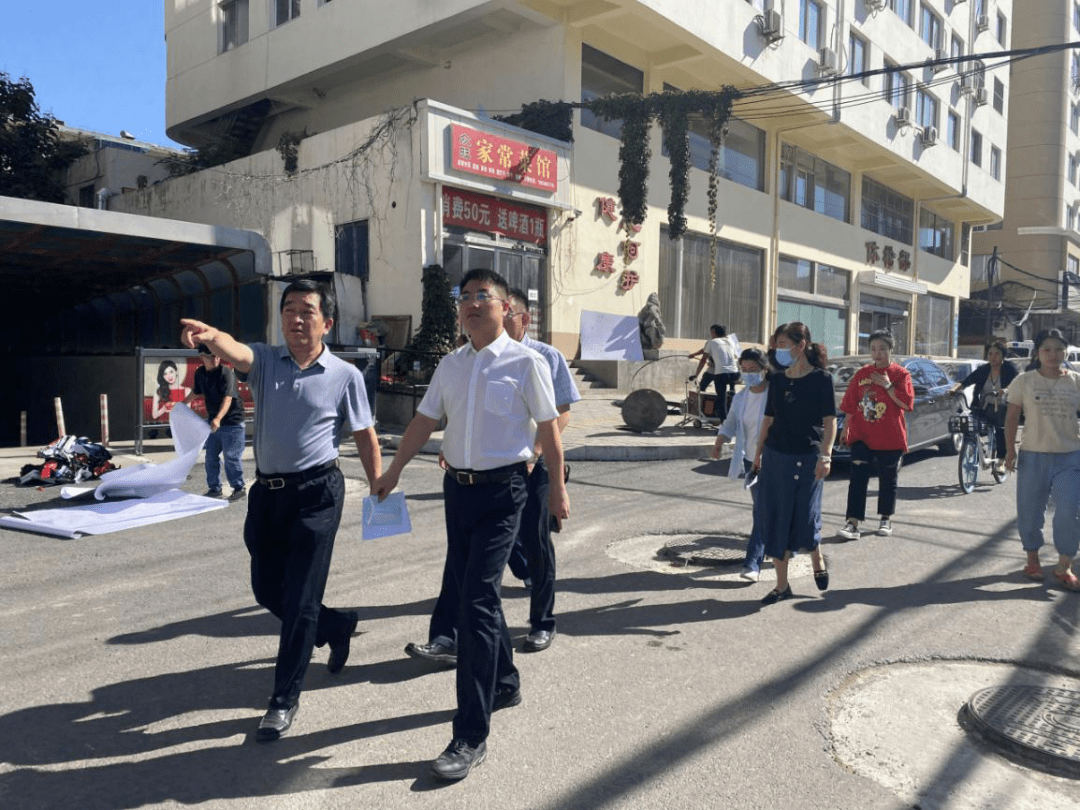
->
[506, 310, 527, 319]
[455, 291, 505, 305]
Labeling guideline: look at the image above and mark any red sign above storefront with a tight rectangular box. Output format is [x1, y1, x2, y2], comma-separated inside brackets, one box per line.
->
[449, 124, 557, 192]
[442, 187, 548, 245]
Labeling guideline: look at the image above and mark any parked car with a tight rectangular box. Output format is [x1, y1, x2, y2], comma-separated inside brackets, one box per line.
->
[932, 357, 986, 411]
[826, 355, 964, 458]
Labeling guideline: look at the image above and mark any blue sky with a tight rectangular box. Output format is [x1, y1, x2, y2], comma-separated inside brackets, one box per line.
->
[2, 3, 184, 148]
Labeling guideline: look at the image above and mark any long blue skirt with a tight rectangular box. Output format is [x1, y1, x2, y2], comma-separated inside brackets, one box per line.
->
[758, 444, 823, 560]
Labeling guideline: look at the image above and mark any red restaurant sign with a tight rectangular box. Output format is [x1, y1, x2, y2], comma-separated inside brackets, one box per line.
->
[449, 124, 557, 192]
[442, 188, 548, 244]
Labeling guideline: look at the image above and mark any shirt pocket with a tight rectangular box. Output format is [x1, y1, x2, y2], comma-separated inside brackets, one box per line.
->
[484, 380, 516, 417]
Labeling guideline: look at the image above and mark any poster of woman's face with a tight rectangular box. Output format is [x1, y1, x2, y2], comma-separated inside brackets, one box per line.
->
[144, 357, 195, 424]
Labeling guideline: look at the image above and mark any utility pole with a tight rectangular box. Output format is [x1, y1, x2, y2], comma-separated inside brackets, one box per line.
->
[985, 246, 998, 345]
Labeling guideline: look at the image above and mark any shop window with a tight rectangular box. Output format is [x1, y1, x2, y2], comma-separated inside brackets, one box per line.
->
[915, 293, 953, 355]
[862, 176, 914, 244]
[580, 45, 643, 139]
[777, 300, 846, 360]
[858, 293, 909, 354]
[658, 226, 762, 342]
[780, 144, 850, 222]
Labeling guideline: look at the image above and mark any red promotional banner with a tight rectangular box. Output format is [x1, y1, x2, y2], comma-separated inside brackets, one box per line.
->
[449, 124, 557, 192]
[442, 188, 548, 245]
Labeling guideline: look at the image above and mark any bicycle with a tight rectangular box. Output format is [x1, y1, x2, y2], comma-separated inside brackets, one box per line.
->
[948, 412, 1008, 494]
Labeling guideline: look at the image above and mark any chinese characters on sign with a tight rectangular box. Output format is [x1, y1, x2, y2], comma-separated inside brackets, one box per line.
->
[865, 241, 912, 272]
[442, 188, 547, 244]
[595, 196, 643, 293]
[450, 124, 557, 192]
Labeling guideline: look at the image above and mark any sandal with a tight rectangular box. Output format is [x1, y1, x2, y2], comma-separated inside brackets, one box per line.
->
[1052, 566, 1080, 592]
[1022, 563, 1043, 581]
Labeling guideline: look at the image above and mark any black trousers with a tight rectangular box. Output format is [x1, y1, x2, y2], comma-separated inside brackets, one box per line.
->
[699, 372, 739, 422]
[505, 459, 556, 633]
[845, 442, 903, 522]
[441, 465, 527, 745]
[243, 467, 352, 708]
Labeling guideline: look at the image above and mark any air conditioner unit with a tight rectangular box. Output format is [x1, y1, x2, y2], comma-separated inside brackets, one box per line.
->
[960, 72, 980, 93]
[895, 106, 913, 126]
[818, 47, 840, 76]
[974, 87, 989, 106]
[933, 48, 949, 73]
[921, 126, 939, 146]
[759, 9, 784, 44]
[976, 14, 990, 32]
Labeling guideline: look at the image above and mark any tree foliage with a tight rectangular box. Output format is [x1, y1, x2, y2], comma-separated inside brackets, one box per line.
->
[0, 72, 87, 203]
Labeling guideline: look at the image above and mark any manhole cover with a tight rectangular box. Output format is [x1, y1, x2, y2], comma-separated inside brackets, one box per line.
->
[964, 685, 1080, 777]
[659, 535, 748, 567]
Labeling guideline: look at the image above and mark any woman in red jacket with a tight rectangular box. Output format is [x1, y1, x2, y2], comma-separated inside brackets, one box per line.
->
[837, 331, 915, 540]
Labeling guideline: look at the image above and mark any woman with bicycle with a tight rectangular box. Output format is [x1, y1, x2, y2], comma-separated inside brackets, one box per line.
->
[1004, 329, 1080, 591]
[951, 340, 1017, 475]
[837, 331, 914, 541]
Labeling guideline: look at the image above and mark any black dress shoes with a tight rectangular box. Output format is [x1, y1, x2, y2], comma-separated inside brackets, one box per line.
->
[404, 641, 457, 666]
[761, 585, 793, 605]
[431, 739, 486, 781]
[492, 688, 522, 712]
[523, 628, 555, 652]
[256, 703, 298, 741]
[328, 611, 359, 674]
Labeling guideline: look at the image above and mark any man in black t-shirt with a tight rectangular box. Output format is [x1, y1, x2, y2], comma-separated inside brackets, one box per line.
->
[184, 344, 247, 499]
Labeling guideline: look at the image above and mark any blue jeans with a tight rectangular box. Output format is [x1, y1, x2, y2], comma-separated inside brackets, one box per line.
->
[1015, 449, 1080, 559]
[204, 423, 245, 491]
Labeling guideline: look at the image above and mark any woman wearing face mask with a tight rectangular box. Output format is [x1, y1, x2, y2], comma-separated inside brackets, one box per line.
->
[712, 348, 770, 581]
[837, 331, 914, 541]
[1003, 328, 1080, 591]
[752, 323, 836, 604]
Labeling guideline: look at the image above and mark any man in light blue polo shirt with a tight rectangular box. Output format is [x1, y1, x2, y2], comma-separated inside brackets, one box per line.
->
[181, 279, 381, 742]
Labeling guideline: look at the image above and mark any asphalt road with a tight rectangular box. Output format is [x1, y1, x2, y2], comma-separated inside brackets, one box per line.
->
[1, 448, 1078, 810]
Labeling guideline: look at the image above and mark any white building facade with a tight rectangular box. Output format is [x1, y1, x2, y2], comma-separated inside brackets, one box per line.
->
[112, 0, 1010, 358]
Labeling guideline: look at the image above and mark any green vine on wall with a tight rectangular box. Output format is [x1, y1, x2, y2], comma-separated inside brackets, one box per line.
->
[503, 88, 737, 241]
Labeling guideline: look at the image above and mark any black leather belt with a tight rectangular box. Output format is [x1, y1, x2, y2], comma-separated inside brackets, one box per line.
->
[256, 459, 338, 490]
[445, 462, 527, 485]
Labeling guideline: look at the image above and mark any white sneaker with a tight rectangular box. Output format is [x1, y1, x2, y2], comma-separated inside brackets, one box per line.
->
[739, 566, 759, 582]
[878, 518, 893, 536]
[838, 521, 861, 540]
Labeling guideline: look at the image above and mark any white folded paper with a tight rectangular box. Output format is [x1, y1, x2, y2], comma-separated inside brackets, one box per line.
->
[361, 491, 412, 540]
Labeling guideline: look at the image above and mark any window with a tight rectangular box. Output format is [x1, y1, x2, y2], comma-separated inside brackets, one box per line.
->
[883, 62, 910, 109]
[1069, 154, 1077, 186]
[971, 128, 983, 167]
[960, 223, 971, 267]
[778, 255, 849, 300]
[799, 0, 823, 50]
[336, 220, 369, 279]
[78, 184, 96, 208]
[661, 90, 766, 191]
[1069, 204, 1077, 231]
[850, 33, 868, 84]
[581, 45, 644, 139]
[916, 294, 954, 355]
[862, 176, 914, 243]
[275, 0, 300, 26]
[777, 300, 847, 359]
[1075, 2, 1080, 31]
[915, 87, 938, 131]
[891, 0, 914, 27]
[993, 77, 1005, 114]
[220, 0, 248, 52]
[950, 34, 963, 61]
[919, 208, 954, 259]
[1072, 53, 1080, 92]
[974, 0, 986, 19]
[1072, 104, 1080, 134]
[658, 227, 762, 341]
[947, 111, 960, 151]
[920, 5, 942, 49]
[989, 146, 1002, 181]
[780, 144, 851, 222]
[996, 12, 1007, 46]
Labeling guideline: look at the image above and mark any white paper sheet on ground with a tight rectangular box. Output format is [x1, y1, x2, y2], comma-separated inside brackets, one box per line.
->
[61, 403, 211, 500]
[579, 310, 644, 361]
[361, 492, 412, 540]
[0, 490, 228, 539]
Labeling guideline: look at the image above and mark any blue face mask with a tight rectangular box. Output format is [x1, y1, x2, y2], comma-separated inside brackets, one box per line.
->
[743, 372, 764, 387]
[773, 348, 793, 367]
